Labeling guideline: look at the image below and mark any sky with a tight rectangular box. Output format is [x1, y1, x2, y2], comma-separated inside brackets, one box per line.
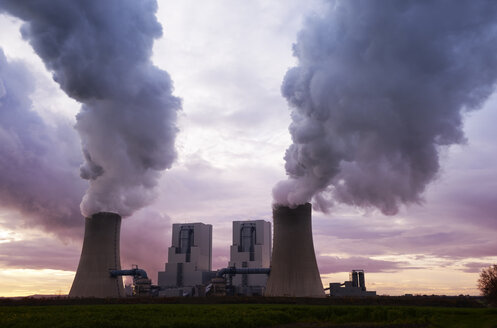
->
[0, 0, 496, 297]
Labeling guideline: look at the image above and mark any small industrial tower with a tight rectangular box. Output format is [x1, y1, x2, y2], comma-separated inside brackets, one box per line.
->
[229, 220, 271, 295]
[69, 212, 125, 298]
[265, 203, 325, 297]
[158, 222, 213, 296]
[328, 270, 376, 296]
[350, 270, 366, 291]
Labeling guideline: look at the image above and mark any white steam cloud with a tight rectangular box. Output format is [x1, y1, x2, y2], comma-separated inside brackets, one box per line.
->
[0, 0, 181, 217]
[274, 0, 497, 214]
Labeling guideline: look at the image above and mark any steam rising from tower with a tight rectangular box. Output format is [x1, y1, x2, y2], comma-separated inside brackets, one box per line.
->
[273, 0, 497, 214]
[0, 0, 180, 298]
[0, 0, 181, 217]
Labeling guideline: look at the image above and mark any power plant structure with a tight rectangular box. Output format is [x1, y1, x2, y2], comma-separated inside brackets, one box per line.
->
[111, 265, 156, 296]
[265, 203, 325, 297]
[351, 269, 366, 291]
[66, 207, 376, 299]
[327, 270, 376, 297]
[157, 222, 214, 296]
[228, 220, 271, 296]
[69, 212, 125, 298]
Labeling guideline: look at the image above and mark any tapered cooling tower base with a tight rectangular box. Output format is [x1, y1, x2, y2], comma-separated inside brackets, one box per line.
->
[265, 203, 325, 297]
[69, 212, 125, 298]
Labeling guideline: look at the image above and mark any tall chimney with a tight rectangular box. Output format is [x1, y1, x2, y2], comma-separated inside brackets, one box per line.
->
[69, 212, 125, 298]
[265, 203, 325, 297]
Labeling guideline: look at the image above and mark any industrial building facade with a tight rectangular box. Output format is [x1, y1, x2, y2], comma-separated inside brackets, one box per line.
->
[328, 270, 376, 297]
[69, 212, 375, 298]
[157, 222, 213, 296]
[229, 220, 271, 295]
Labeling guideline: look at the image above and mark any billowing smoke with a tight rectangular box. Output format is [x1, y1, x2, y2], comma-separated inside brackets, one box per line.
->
[0, 48, 84, 236]
[274, 0, 497, 215]
[0, 0, 180, 217]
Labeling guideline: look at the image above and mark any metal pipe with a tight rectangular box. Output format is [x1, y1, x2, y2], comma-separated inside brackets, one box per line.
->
[109, 268, 148, 279]
[216, 267, 270, 278]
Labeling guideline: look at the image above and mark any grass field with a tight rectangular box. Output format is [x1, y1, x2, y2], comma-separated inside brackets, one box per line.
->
[1, 303, 496, 328]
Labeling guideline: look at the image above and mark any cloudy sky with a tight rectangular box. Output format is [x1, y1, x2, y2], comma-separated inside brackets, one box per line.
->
[0, 0, 496, 297]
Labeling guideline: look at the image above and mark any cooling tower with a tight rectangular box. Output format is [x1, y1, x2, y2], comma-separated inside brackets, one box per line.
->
[265, 203, 325, 297]
[69, 212, 125, 298]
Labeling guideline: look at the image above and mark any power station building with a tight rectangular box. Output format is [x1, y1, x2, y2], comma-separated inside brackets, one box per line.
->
[157, 222, 213, 296]
[68, 210, 368, 299]
[328, 270, 376, 297]
[228, 220, 271, 295]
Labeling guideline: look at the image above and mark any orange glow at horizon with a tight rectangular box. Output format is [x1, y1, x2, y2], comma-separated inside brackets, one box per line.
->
[0, 269, 75, 297]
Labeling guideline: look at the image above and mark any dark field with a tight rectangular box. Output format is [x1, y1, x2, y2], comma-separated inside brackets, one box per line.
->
[1, 297, 496, 328]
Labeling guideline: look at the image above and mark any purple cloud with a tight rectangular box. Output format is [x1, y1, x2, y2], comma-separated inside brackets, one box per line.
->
[461, 262, 494, 273]
[0, 238, 80, 271]
[317, 255, 411, 275]
[119, 210, 172, 282]
[0, 48, 85, 239]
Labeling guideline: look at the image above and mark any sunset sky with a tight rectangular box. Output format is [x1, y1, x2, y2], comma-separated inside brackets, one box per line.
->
[0, 0, 496, 297]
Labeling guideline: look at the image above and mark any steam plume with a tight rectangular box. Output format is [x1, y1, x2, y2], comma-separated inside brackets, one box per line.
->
[0, 48, 84, 236]
[273, 0, 497, 214]
[0, 0, 181, 217]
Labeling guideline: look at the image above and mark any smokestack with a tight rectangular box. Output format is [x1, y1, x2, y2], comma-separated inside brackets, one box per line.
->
[265, 203, 324, 297]
[69, 212, 124, 298]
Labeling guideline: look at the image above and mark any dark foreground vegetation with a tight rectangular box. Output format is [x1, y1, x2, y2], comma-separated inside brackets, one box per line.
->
[0, 295, 486, 307]
[1, 297, 496, 328]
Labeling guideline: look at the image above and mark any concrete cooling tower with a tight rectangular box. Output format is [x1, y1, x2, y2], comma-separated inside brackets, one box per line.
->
[69, 212, 125, 298]
[265, 203, 325, 297]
